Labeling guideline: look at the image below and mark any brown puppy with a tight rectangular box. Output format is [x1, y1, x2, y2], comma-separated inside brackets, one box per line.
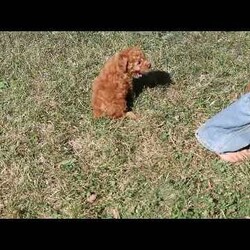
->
[91, 47, 151, 119]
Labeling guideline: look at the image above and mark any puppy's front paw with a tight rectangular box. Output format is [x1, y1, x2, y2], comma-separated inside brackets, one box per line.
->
[125, 111, 139, 120]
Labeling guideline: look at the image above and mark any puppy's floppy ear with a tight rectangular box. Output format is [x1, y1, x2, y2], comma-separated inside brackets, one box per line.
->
[118, 54, 129, 73]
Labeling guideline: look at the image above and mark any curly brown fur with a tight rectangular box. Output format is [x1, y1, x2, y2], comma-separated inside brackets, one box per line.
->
[91, 47, 151, 119]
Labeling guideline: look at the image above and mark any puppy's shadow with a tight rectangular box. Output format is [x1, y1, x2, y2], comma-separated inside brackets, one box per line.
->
[127, 70, 173, 110]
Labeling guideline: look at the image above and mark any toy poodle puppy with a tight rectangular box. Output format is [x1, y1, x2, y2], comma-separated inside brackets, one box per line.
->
[91, 47, 151, 119]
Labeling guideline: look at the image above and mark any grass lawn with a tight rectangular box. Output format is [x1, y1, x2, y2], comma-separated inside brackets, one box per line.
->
[0, 31, 249, 218]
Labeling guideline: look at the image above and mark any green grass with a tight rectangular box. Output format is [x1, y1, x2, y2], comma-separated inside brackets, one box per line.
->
[0, 31, 249, 218]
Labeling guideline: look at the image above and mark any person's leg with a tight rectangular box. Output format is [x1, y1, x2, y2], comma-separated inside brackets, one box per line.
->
[196, 92, 250, 163]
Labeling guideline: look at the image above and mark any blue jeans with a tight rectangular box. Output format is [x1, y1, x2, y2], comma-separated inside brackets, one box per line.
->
[196, 93, 250, 154]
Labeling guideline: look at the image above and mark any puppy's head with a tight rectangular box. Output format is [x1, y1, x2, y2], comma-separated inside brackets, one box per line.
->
[117, 47, 151, 77]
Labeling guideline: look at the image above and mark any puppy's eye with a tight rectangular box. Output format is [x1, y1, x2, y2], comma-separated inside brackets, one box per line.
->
[137, 60, 142, 65]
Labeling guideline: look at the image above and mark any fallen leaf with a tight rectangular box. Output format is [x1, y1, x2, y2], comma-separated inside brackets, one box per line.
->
[125, 111, 138, 120]
[87, 193, 97, 203]
[111, 208, 120, 219]
[245, 83, 250, 93]
[0, 81, 9, 91]
[68, 138, 83, 152]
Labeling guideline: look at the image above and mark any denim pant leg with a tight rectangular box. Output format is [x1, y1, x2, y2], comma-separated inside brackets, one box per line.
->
[196, 93, 250, 154]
